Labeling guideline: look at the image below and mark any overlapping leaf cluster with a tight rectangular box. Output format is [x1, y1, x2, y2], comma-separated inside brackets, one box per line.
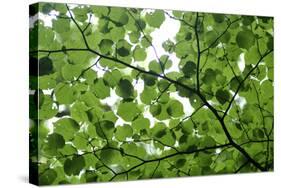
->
[29, 2, 274, 185]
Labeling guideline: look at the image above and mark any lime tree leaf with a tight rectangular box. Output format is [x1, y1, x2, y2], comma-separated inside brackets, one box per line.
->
[115, 124, 133, 141]
[53, 19, 70, 33]
[117, 102, 140, 121]
[38, 95, 58, 120]
[103, 69, 122, 87]
[151, 122, 176, 146]
[116, 39, 132, 57]
[116, 79, 135, 99]
[140, 86, 157, 104]
[100, 149, 122, 165]
[145, 10, 165, 28]
[39, 57, 53, 76]
[215, 89, 230, 105]
[182, 61, 196, 78]
[167, 100, 184, 117]
[150, 104, 162, 117]
[64, 155, 86, 176]
[95, 120, 115, 139]
[41, 3, 53, 14]
[70, 101, 89, 122]
[54, 118, 80, 141]
[99, 39, 114, 54]
[47, 133, 65, 149]
[91, 79, 110, 99]
[212, 14, 225, 23]
[72, 133, 88, 150]
[61, 63, 82, 81]
[133, 46, 147, 61]
[132, 116, 150, 133]
[72, 6, 88, 22]
[39, 169, 57, 185]
[54, 83, 77, 104]
[236, 30, 255, 50]
[109, 8, 129, 26]
[175, 159, 186, 168]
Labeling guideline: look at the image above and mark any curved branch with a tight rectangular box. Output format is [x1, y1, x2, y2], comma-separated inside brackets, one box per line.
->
[222, 49, 273, 120]
[200, 18, 242, 54]
[110, 143, 231, 181]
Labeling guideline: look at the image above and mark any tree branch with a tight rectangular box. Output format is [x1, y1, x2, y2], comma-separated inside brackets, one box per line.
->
[222, 49, 273, 120]
[200, 18, 241, 54]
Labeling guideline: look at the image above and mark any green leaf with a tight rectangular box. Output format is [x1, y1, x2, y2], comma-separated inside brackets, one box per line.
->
[72, 6, 88, 22]
[39, 169, 57, 185]
[116, 39, 132, 57]
[91, 79, 110, 99]
[54, 118, 80, 141]
[117, 102, 140, 121]
[41, 3, 53, 14]
[212, 14, 225, 23]
[215, 89, 230, 105]
[167, 100, 184, 117]
[99, 39, 114, 54]
[53, 19, 70, 33]
[38, 95, 58, 120]
[236, 30, 255, 50]
[64, 155, 86, 176]
[61, 63, 82, 81]
[54, 83, 77, 104]
[39, 57, 53, 76]
[100, 149, 122, 165]
[95, 120, 115, 139]
[115, 124, 133, 141]
[133, 46, 147, 61]
[145, 10, 165, 28]
[140, 86, 157, 104]
[150, 104, 162, 117]
[182, 61, 196, 78]
[129, 31, 140, 43]
[175, 41, 190, 58]
[70, 102, 89, 122]
[109, 8, 129, 26]
[175, 159, 186, 168]
[47, 133, 65, 149]
[73, 133, 88, 150]
[110, 27, 125, 41]
[132, 116, 150, 133]
[103, 69, 122, 87]
[205, 30, 218, 47]
[116, 79, 135, 99]
[151, 122, 176, 146]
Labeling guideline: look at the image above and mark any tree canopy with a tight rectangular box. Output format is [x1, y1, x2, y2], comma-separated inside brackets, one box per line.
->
[29, 2, 274, 185]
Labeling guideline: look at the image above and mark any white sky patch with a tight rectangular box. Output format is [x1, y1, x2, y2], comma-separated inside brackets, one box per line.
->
[45, 117, 60, 133]
[215, 148, 222, 154]
[145, 10, 181, 74]
[42, 89, 53, 95]
[229, 90, 247, 110]
[39, 10, 59, 27]
[237, 53, 245, 72]
[134, 79, 145, 104]
[141, 141, 162, 156]
[207, 25, 213, 31]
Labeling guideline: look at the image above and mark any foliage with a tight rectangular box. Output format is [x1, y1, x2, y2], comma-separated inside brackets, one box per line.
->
[29, 2, 274, 185]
